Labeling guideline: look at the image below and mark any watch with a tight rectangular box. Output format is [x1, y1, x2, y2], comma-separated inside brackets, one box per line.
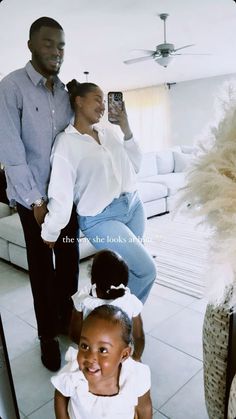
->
[31, 198, 45, 208]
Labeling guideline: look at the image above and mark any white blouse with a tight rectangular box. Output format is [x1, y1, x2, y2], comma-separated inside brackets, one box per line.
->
[41, 124, 142, 242]
[72, 285, 143, 319]
[51, 347, 151, 419]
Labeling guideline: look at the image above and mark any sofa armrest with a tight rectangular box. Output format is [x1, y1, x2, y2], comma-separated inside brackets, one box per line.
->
[0, 203, 11, 218]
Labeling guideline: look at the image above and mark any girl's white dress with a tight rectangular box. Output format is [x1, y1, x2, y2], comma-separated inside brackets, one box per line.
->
[51, 347, 151, 419]
[72, 285, 143, 319]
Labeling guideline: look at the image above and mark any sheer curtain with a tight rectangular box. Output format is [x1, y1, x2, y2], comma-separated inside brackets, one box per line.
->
[123, 84, 171, 152]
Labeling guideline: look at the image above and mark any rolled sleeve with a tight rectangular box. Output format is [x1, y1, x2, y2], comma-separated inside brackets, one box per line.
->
[5, 165, 42, 206]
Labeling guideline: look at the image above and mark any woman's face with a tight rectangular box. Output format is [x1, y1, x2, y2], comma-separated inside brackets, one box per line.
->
[76, 87, 105, 124]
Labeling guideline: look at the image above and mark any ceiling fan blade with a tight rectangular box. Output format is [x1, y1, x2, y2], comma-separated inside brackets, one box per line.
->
[123, 55, 154, 65]
[173, 53, 212, 56]
[131, 49, 156, 55]
[174, 44, 195, 52]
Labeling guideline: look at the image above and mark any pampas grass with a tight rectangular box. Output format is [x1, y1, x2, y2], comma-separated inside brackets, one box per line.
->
[179, 82, 236, 308]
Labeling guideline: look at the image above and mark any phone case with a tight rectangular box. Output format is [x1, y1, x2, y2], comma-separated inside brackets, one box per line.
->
[108, 92, 123, 123]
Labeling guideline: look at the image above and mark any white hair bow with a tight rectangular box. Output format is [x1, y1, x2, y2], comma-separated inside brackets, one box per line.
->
[110, 283, 126, 290]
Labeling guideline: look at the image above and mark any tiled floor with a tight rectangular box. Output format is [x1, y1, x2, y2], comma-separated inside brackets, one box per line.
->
[0, 228, 209, 418]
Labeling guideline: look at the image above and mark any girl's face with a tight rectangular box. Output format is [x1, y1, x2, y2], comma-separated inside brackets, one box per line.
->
[76, 87, 105, 124]
[77, 317, 130, 386]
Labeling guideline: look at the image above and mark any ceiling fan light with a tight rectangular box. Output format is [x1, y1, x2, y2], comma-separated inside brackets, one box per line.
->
[155, 55, 173, 67]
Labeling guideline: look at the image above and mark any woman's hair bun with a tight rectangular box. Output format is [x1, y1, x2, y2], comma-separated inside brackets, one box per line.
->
[66, 79, 80, 95]
[66, 79, 98, 109]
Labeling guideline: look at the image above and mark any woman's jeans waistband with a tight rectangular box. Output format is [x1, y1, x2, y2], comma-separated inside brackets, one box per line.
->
[79, 191, 140, 232]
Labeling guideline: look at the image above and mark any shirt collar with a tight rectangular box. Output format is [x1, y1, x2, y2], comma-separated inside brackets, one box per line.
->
[25, 61, 65, 89]
[64, 123, 104, 135]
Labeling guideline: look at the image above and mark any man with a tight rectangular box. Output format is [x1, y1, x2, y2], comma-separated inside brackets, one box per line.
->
[0, 17, 79, 371]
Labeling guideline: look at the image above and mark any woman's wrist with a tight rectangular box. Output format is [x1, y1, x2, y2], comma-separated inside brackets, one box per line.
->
[123, 126, 133, 140]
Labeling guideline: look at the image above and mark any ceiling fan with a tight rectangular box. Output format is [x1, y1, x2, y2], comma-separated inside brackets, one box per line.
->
[124, 13, 209, 68]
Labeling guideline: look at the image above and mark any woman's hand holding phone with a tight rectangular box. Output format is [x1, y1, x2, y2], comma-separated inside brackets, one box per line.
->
[114, 102, 133, 140]
[108, 92, 133, 140]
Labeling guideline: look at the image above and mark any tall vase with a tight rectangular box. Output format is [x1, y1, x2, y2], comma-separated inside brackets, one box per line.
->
[203, 288, 236, 419]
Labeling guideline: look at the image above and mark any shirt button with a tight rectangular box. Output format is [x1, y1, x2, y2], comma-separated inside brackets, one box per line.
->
[52, 110, 55, 114]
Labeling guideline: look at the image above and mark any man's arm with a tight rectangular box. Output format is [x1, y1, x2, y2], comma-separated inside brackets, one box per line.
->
[54, 390, 70, 419]
[0, 78, 42, 206]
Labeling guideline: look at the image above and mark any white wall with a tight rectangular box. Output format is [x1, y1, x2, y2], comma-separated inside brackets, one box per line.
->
[169, 72, 236, 146]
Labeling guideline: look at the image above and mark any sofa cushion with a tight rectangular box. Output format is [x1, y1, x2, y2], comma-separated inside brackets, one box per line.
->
[0, 237, 10, 261]
[0, 213, 25, 247]
[144, 198, 166, 218]
[173, 151, 193, 173]
[171, 145, 182, 153]
[156, 150, 174, 174]
[137, 152, 158, 179]
[151, 172, 186, 195]
[180, 145, 195, 154]
[138, 181, 167, 203]
[9, 242, 28, 270]
[0, 203, 11, 218]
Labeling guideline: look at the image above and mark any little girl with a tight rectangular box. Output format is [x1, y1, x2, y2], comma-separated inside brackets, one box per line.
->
[52, 305, 152, 419]
[69, 249, 145, 361]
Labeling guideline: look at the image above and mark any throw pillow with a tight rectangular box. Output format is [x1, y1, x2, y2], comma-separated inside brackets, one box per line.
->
[181, 145, 195, 154]
[156, 150, 174, 174]
[137, 152, 158, 179]
[174, 151, 193, 173]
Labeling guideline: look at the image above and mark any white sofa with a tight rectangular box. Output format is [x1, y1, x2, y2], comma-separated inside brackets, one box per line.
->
[0, 145, 194, 270]
[0, 205, 96, 270]
[137, 145, 194, 217]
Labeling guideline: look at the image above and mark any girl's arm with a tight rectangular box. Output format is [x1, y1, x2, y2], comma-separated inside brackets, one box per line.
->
[132, 314, 145, 361]
[135, 390, 152, 419]
[69, 308, 83, 344]
[54, 389, 70, 419]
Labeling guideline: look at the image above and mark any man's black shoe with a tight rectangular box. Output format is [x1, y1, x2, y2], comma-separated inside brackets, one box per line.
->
[40, 338, 61, 372]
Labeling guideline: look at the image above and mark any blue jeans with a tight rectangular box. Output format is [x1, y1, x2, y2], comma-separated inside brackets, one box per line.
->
[79, 191, 156, 303]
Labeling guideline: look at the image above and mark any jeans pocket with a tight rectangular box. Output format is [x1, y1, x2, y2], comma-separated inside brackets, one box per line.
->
[79, 215, 90, 232]
[79, 205, 111, 233]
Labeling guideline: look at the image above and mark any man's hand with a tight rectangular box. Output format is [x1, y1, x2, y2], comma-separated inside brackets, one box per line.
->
[42, 239, 56, 249]
[33, 202, 48, 226]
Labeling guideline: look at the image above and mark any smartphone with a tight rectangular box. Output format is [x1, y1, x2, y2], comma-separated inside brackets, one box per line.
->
[108, 91, 123, 123]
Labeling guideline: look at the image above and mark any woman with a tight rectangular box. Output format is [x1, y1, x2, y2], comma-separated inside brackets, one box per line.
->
[41, 79, 156, 303]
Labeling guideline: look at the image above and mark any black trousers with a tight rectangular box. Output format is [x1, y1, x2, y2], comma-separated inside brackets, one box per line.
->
[17, 203, 79, 339]
[0, 168, 9, 205]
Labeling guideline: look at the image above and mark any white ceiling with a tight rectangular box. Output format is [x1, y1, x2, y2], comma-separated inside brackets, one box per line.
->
[1, 0, 236, 91]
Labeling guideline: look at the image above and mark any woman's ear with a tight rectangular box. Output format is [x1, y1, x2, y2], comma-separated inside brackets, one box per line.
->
[75, 96, 83, 109]
[121, 346, 131, 363]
